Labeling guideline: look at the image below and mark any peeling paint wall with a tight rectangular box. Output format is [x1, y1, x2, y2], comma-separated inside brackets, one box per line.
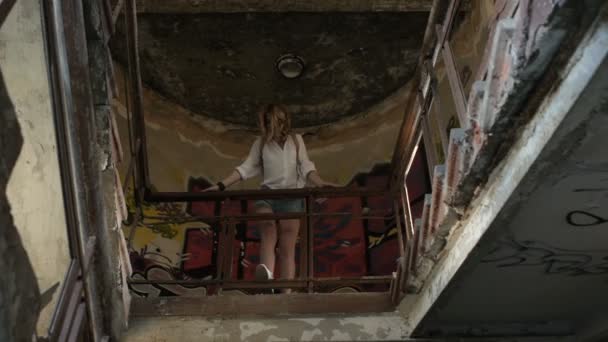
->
[1, 0, 71, 335]
[110, 12, 427, 128]
[112, 64, 409, 190]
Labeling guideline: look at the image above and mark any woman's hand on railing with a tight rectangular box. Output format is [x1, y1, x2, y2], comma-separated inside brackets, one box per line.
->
[320, 181, 340, 188]
[202, 184, 220, 192]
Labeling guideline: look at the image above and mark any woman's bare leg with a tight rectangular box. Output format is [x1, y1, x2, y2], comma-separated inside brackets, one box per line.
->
[278, 219, 300, 293]
[257, 205, 277, 275]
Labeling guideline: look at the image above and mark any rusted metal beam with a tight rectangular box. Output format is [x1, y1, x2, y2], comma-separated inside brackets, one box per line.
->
[390, 0, 463, 192]
[418, 0, 450, 64]
[131, 292, 394, 316]
[142, 212, 391, 226]
[437, 0, 461, 46]
[401, 184, 415, 242]
[421, 115, 438, 175]
[298, 210, 308, 280]
[389, 270, 398, 304]
[125, 0, 150, 193]
[222, 219, 237, 281]
[389, 87, 421, 192]
[135, 0, 434, 13]
[306, 196, 314, 293]
[437, 24, 468, 126]
[128, 276, 392, 287]
[146, 187, 388, 202]
[215, 220, 228, 284]
[426, 64, 450, 154]
[393, 200, 406, 260]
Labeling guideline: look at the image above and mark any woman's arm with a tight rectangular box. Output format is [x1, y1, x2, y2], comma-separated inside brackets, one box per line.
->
[205, 138, 262, 191]
[296, 134, 339, 187]
[204, 170, 242, 191]
[307, 170, 339, 187]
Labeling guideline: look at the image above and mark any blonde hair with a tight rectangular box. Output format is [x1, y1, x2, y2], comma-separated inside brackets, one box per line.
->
[258, 104, 292, 144]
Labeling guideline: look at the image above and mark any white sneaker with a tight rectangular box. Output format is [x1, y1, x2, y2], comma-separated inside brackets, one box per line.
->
[255, 264, 273, 281]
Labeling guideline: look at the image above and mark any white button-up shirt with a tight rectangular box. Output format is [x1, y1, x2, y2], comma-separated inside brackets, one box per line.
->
[236, 134, 316, 189]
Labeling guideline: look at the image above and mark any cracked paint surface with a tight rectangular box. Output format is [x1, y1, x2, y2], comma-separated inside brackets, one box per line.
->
[111, 12, 426, 127]
[125, 314, 407, 341]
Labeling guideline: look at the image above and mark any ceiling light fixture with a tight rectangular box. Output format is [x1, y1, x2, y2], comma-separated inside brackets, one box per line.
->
[276, 54, 305, 79]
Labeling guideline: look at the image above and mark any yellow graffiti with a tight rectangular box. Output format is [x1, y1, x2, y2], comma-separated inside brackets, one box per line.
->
[122, 188, 209, 267]
[367, 226, 398, 248]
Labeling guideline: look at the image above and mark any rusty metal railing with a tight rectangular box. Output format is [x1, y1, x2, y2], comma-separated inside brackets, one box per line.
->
[116, 0, 469, 305]
[127, 191, 405, 295]
[116, 0, 409, 299]
[388, 0, 468, 300]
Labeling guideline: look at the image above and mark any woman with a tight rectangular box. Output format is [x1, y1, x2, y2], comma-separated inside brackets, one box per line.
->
[206, 104, 335, 291]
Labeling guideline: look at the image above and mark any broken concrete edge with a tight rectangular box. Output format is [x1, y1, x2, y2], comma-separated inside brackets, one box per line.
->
[396, 6, 608, 335]
[452, 0, 593, 211]
[96, 104, 130, 338]
[414, 49, 608, 340]
[84, 1, 130, 339]
[400, 0, 600, 290]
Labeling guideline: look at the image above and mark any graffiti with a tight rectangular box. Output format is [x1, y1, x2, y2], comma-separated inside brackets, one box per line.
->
[312, 199, 368, 277]
[482, 237, 608, 276]
[128, 243, 225, 297]
[123, 155, 432, 296]
[566, 210, 608, 227]
[124, 189, 185, 239]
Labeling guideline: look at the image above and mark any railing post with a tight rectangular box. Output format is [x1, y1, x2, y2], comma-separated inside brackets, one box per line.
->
[299, 207, 308, 283]
[421, 116, 439, 174]
[435, 0, 468, 128]
[426, 65, 450, 155]
[223, 218, 237, 283]
[306, 196, 314, 293]
[215, 218, 227, 294]
[393, 200, 405, 261]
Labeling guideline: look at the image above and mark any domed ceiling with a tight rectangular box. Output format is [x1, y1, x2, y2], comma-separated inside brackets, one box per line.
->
[111, 11, 429, 127]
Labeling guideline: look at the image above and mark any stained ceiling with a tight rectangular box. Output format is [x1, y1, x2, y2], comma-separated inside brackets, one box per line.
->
[111, 10, 429, 127]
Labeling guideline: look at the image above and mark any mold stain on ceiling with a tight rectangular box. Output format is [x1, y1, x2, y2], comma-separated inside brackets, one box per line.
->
[112, 12, 428, 128]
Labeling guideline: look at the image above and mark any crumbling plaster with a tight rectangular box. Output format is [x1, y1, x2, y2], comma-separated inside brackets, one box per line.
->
[112, 63, 411, 190]
[124, 314, 409, 342]
[111, 12, 427, 128]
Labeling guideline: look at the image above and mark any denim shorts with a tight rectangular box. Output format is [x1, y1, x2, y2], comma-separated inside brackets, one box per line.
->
[255, 199, 304, 213]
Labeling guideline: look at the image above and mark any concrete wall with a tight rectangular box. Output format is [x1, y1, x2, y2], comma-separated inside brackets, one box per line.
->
[1, 0, 71, 336]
